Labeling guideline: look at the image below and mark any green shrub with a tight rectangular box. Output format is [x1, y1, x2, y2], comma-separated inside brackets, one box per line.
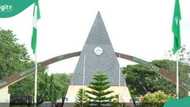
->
[139, 91, 173, 107]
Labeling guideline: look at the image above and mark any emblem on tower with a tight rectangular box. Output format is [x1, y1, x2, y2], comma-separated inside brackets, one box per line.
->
[94, 46, 103, 55]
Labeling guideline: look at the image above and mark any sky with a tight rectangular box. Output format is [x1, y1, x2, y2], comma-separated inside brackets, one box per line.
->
[0, 0, 190, 74]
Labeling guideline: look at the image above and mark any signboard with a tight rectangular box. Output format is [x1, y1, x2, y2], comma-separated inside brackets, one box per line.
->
[0, 0, 35, 18]
[164, 97, 190, 107]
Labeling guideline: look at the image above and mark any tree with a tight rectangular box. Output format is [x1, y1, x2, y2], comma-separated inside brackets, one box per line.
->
[122, 59, 190, 98]
[49, 75, 59, 103]
[40, 73, 70, 102]
[9, 66, 47, 99]
[140, 91, 173, 107]
[48, 75, 59, 107]
[0, 29, 35, 97]
[52, 73, 70, 97]
[152, 60, 190, 97]
[86, 72, 118, 107]
[37, 70, 49, 101]
[75, 88, 88, 107]
[123, 62, 175, 97]
[0, 29, 70, 103]
[123, 63, 175, 97]
[0, 29, 32, 79]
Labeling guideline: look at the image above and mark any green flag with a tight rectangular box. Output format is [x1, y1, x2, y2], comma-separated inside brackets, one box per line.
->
[31, 0, 40, 54]
[172, 0, 181, 54]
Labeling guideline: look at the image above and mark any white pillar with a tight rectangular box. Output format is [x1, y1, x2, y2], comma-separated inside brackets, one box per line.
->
[188, 73, 190, 96]
[34, 53, 38, 105]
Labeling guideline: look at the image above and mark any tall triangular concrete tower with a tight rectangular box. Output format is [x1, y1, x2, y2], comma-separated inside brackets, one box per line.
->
[71, 12, 125, 86]
[64, 12, 133, 106]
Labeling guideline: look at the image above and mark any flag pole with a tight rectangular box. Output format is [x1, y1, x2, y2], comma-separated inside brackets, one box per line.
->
[82, 55, 86, 107]
[171, 0, 181, 99]
[176, 53, 179, 99]
[118, 54, 121, 86]
[32, 0, 40, 105]
[34, 53, 38, 105]
[118, 54, 121, 103]
[83, 55, 86, 87]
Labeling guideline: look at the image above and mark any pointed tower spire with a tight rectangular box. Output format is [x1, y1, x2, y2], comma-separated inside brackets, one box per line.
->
[71, 12, 126, 86]
[85, 12, 112, 45]
[65, 12, 133, 105]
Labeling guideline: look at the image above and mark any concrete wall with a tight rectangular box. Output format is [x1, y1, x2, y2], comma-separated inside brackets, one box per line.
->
[0, 86, 10, 107]
[65, 85, 133, 103]
[0, 86, 10, 102]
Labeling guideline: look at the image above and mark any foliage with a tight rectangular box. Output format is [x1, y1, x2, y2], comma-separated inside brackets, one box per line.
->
[39, 73, 70, 102]
[0, 29, 32, 79]
[10, 71, 70, 102]
[139, 91, 173, 107]
[53, 73, 70, 97]
[0, 29, 70, 102]
[38, 72, 70, 102]
[123, 63, 175, 97]
[122, 59, 190, 98]
[152, 60, 190, 97]
[10, 66, 46, 96]
[37, 69, 49, 101]
[9, 75, 34, 96]
[0, 29, 34, 96]
[48, 75, 59, 103]
[86, 72, 119, 107]
[75, 88, 88, 107]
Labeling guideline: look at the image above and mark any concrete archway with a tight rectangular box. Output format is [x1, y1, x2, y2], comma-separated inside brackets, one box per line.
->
[0, 51, 176, 89]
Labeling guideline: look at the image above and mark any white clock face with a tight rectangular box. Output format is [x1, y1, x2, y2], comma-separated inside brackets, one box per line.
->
[94, 46, 103, 55]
